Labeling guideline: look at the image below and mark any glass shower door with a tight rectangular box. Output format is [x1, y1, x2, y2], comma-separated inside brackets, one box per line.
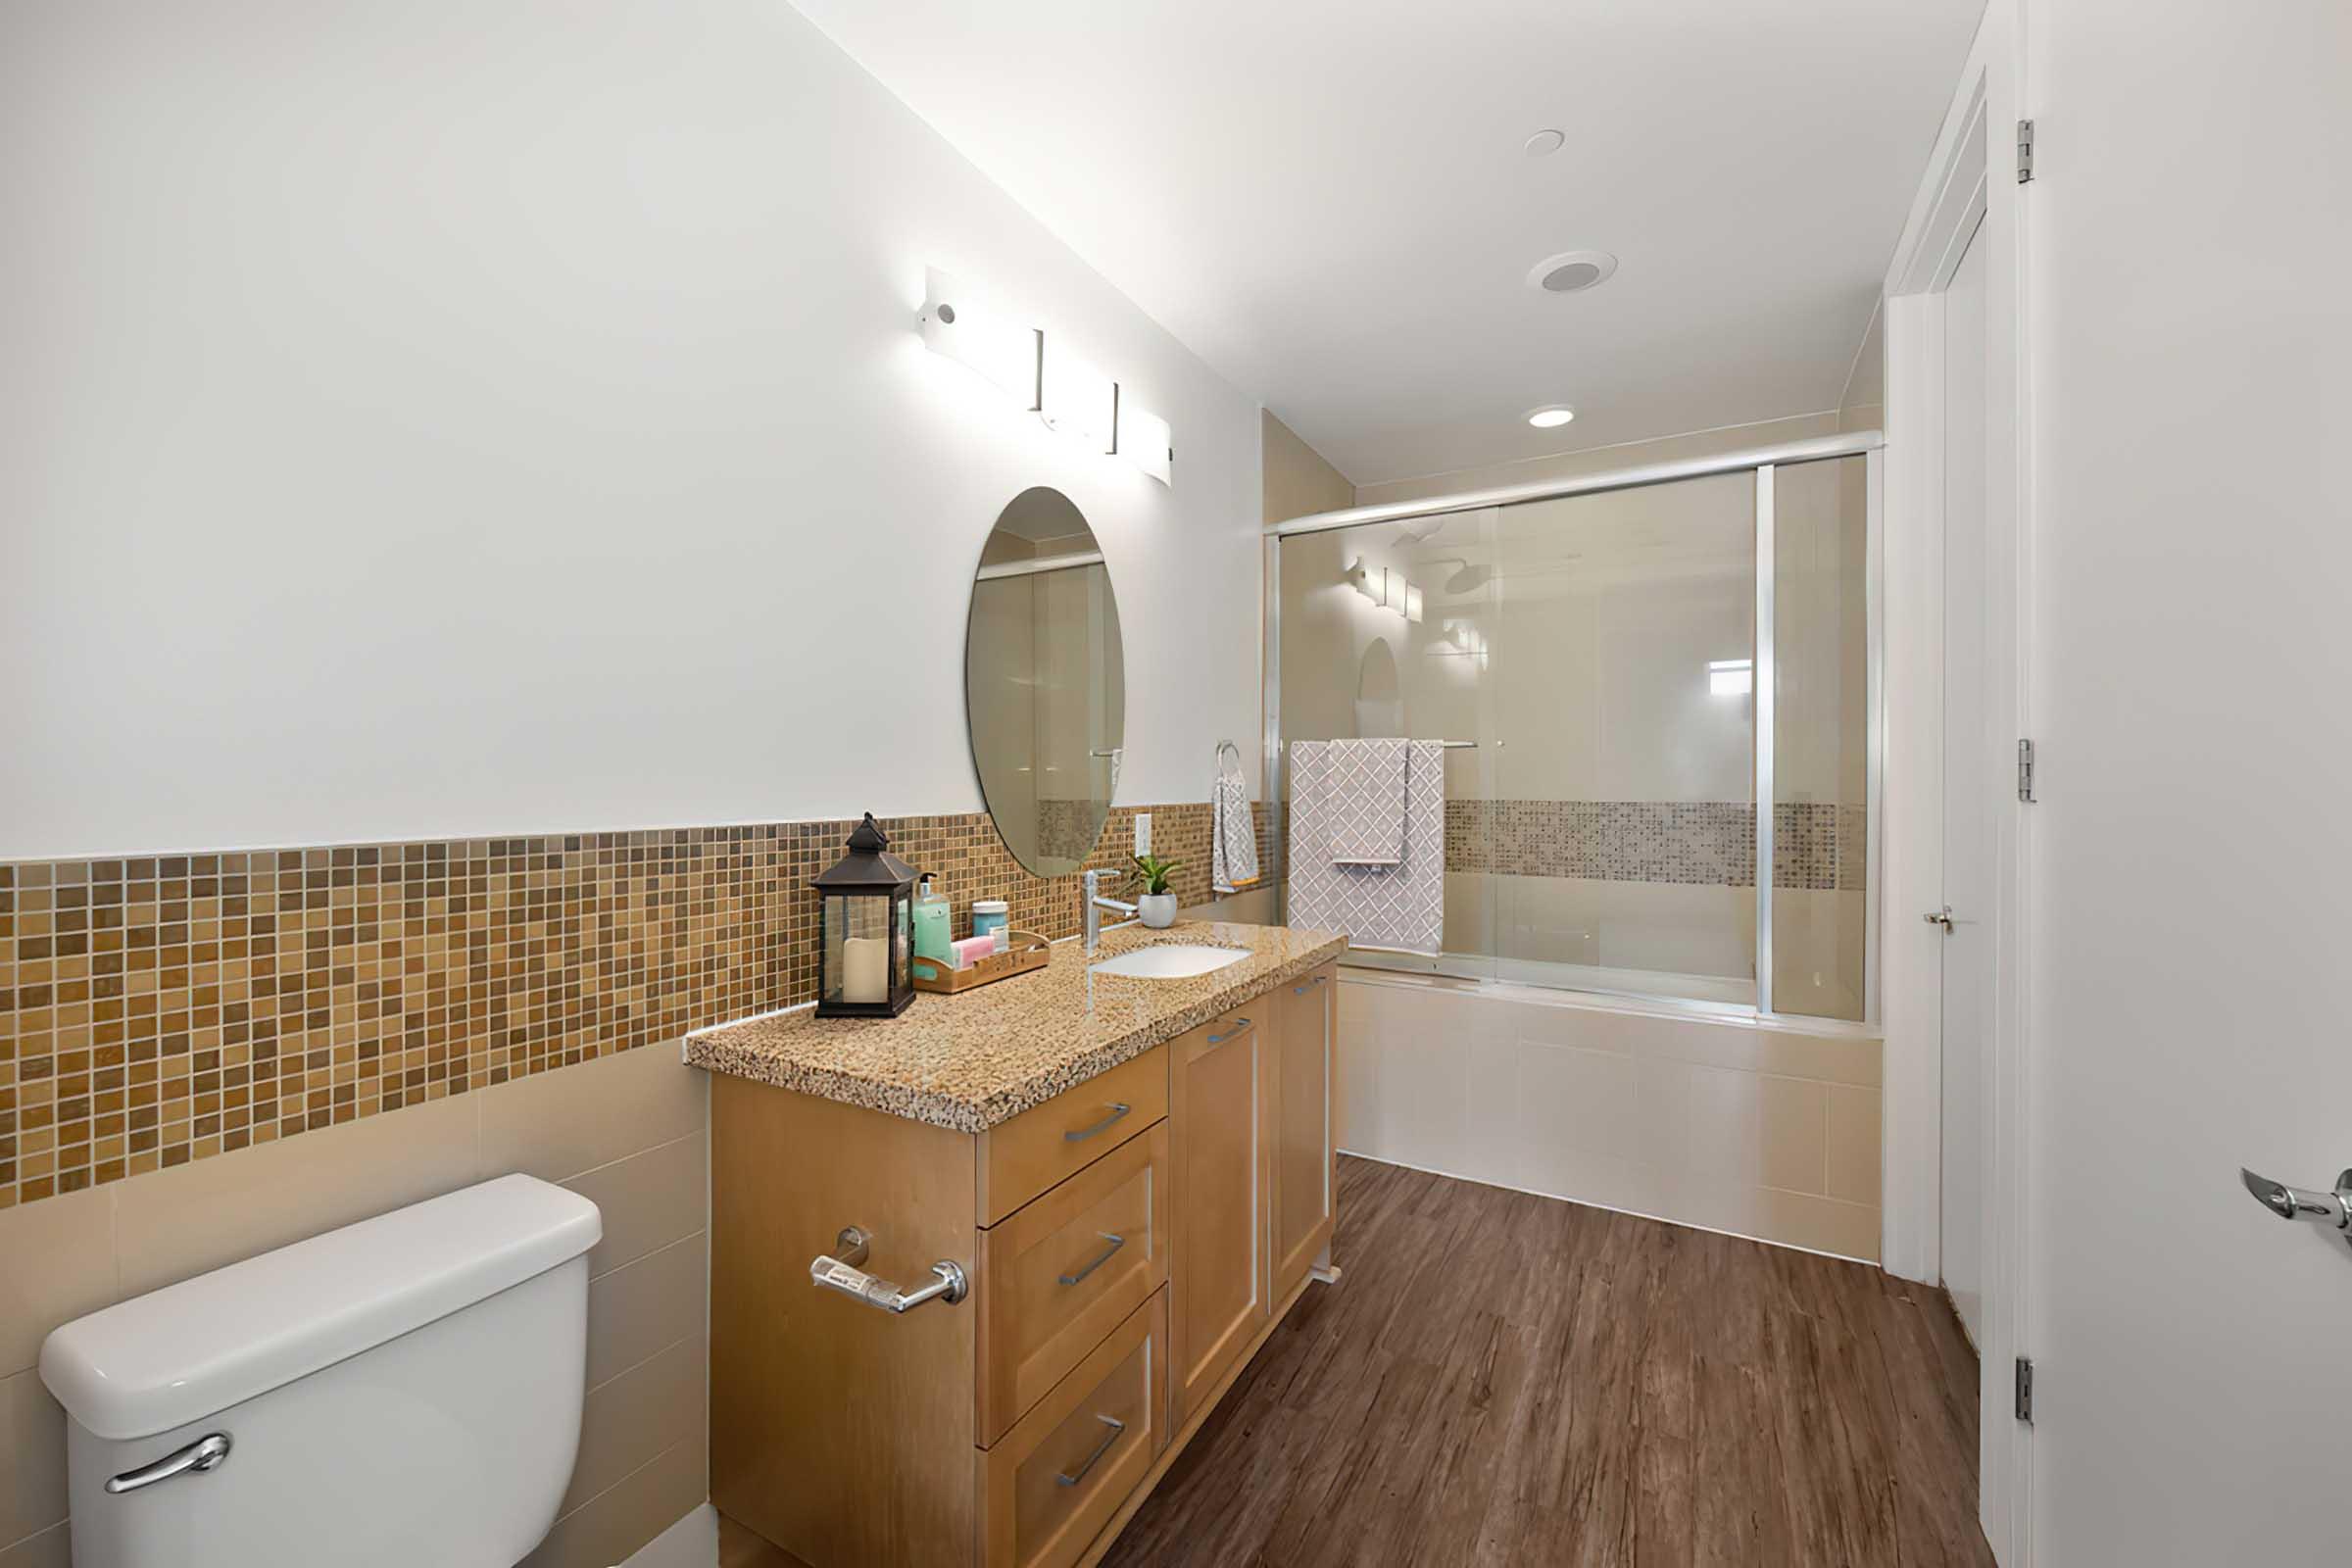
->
[1273, 509, 1498, 979]
[1488, 471, 1760, 1008]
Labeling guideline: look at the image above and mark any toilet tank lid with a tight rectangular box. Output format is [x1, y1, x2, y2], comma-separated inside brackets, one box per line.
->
[39, 1174, 602, 1441]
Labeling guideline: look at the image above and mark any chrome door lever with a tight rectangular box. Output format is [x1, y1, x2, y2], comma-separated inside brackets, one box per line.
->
[2240, 1167, 2352, 1245]
[1923, 906, 1954, 932]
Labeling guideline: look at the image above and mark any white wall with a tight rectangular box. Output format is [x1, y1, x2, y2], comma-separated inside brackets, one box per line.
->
[2025, 1, 2352, 1562]
[0, 0, 1262, 861]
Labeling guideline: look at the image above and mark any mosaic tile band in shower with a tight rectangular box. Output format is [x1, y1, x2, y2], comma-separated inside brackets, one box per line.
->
[1442, 800, 1864, 891]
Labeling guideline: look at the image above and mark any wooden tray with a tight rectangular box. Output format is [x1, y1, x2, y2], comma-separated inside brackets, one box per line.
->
[911, 930, 1052, 994]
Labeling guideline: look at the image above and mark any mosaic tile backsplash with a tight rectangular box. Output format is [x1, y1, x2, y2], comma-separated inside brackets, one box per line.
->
[0, 801, 1272, 1212]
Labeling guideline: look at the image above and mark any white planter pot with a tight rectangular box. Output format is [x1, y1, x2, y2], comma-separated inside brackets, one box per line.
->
[1138, 893, 1178, 929]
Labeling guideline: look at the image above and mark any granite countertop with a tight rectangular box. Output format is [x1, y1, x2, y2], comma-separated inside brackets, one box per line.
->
[684, 920, 1348, 1133]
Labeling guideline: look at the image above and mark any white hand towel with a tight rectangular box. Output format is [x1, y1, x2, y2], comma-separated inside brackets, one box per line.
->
[1324, 738, 1409, 865]
[1211, 750, 1260, 894]
[1285, 739, 1446, 955]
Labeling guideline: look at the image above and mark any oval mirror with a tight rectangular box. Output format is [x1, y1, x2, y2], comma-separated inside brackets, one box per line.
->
[965, 487, 1126, 878]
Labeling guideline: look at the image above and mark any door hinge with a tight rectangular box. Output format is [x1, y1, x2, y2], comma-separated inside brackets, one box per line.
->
[2017, 119, 2035, 183]
[2017, 738, 2037, 803]
[2014, 1356, 2034, 1423]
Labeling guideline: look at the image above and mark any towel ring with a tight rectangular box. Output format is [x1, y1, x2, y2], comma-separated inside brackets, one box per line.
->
[1215, 739, 1244, 771]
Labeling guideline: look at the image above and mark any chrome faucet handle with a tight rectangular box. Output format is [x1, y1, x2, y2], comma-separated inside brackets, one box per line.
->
[2240, 1167, 2352, 1239]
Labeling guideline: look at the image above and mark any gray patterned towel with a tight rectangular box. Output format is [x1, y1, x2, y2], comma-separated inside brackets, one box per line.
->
[1211, 751, 1259, 894]
[1286, 739, 1446, 955]
[1323, 738, 1409, 865]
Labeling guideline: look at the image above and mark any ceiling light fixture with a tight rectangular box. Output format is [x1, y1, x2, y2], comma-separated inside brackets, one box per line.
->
[1525, 405, 1576, 429]
[1523, 128, 1565, 157]
[1524, 249, 1619, 295]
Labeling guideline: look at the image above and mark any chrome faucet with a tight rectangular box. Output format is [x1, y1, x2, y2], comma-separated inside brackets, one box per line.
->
[1082, 868, 1137, 955]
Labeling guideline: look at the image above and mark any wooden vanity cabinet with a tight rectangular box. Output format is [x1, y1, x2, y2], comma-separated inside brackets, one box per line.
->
[710, 959, 1345, 1568]
[1270, 964, 1338, 1301]
[1167, 1003, 1272, 1424]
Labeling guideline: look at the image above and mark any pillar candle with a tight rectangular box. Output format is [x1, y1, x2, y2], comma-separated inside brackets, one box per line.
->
[842, 936, 888, 1004]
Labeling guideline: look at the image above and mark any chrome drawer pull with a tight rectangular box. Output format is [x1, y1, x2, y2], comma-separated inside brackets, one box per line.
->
[106, 1433, 231, 1494]
[1208, 1016, 1252, 1044]
[1055, 1414, 1126, 1488]
[1063, 1102, 1132, 1143]
[809, 1226, 968, 1314]
[1292, 974, 1328, 995]
[1057, 1232, 1127, 1287]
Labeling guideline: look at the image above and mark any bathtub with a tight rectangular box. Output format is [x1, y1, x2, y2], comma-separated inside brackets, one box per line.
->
[1335, 964, 1883, 1261]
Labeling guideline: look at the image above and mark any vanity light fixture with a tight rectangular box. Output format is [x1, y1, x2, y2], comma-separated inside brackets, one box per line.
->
[1041, 338, 1117, 452]
[1438, 618, 1489, 663]
[1117, 400, 1174, 485]
[918, 265, 1175, 485]
[918, 269, 1042, 411]
[1345, 558, 1421, 622]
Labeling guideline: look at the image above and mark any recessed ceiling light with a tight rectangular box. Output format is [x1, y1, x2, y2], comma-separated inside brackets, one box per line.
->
[1525, 249, 1618, 294]
[1523, 128, 1566, 157]
[1526, 405, 1576, 429]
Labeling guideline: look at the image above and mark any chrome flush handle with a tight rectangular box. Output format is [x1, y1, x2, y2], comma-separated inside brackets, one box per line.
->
[2240, 1167, 2352, 1247]
[106, 1433, 232, 1494]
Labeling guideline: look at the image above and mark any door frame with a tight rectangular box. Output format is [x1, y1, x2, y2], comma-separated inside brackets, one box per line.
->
[1879, 3, 2034, 1563]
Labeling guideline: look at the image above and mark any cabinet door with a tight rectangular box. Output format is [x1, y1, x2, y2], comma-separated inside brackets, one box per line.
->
[1270, 964, 1337, 1301]
[1169, 1005, 1271, 1424]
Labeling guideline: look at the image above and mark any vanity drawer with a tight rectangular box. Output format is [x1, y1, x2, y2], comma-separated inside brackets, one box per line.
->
[978, 1122, 1169, 1445]
[980, 1287, 1169, 1568]
[977, 1045, 1169, 1225]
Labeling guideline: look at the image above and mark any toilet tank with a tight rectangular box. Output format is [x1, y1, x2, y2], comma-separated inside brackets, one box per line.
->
[40, 1174, 603, 1568]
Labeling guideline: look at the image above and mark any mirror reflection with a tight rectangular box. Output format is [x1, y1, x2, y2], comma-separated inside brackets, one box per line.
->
[965, 487, 1126, 878]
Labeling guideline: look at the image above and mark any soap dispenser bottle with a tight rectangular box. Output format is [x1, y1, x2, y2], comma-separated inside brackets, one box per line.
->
[912, 873, 953, 965]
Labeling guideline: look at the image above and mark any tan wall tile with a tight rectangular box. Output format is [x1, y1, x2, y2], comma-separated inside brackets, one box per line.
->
[114, 1092, 480, 1298]
[0, 1370, 67, 1550]
[563, 1334, 708, 1516]
[0, 1188, 116, 1376]
[563, 1132, 708, 1282]
[1826, 1083, 1883, 1206]
[1758, 1076, 1829, 1197]
[480, 1046, 707, 1185]
[522, 1433, 709, 1568]
[586, 1232, 707, 1390]
[0, 1522, 70, 1568]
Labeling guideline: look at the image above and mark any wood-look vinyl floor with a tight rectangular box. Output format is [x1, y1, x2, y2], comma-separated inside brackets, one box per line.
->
[1098, 1156, 1993, 1568]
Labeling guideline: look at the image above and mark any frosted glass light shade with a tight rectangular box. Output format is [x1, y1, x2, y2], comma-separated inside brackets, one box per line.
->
[1041, 340, 1117, 451]
[918, 268, 1040, 410]
[1118, 402, 1173, 485]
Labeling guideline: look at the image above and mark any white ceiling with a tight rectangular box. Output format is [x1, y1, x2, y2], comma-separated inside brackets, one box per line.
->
[791, 0, 1982, 487]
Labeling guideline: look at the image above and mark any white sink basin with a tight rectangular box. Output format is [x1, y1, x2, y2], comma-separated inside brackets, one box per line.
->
[1090, 944, 1250, 980]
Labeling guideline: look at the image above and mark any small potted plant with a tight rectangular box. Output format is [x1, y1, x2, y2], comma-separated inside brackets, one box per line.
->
[1129, 854, 1182, 929]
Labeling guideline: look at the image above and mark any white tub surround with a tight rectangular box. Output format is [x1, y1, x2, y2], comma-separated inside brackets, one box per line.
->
[1336, 970, 1881, 1260]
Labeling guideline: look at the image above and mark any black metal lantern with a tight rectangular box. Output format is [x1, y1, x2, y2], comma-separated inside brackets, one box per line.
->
[814, 812, 917, 1018]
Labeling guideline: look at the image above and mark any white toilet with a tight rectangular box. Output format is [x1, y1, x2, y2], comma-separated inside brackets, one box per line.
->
[40, 1174, 603, 1568]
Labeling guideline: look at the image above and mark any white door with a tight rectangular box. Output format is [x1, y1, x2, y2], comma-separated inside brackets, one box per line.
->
[1938, 214, 1988, 1348]
[2028, 1, 2352, 1559]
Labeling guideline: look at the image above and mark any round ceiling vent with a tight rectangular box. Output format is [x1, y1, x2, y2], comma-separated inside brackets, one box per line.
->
[1526, 249, 1618, 294]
